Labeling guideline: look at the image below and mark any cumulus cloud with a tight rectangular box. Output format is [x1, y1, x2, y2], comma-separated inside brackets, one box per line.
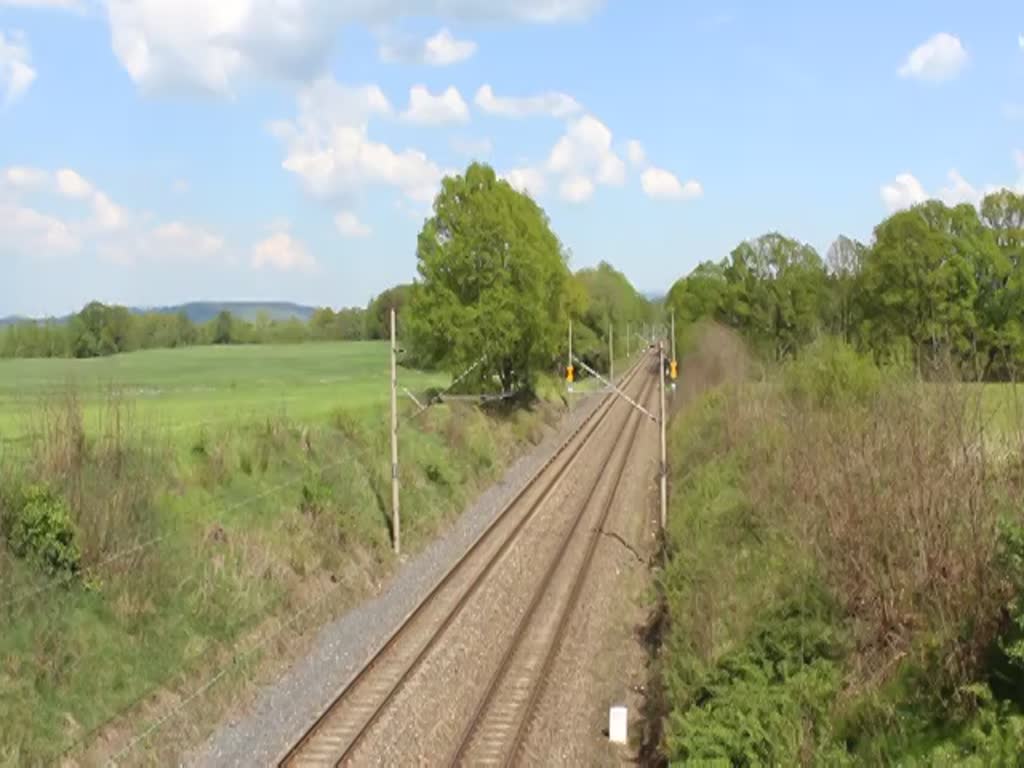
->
[559, 175, 594, 203]
[626, 140, 646, 168]
[401, 85, 469, 124]
[335, 210, 371, 237]
[898, 33, 968, 82]
[641, 168, 702, 200]
[52, 168, 128, 231]
[251, 231, 316, 271]
[3, 166, 47, 188]
[0, 202, 80, 256]
[0, 0, 82, 7]
[274, 77, 446, 203]
[881, 173, 929, 212]
[475, 84, 581, 119]
[0, 164, 232, 266]
[502, 166, 546, 196]
[938, 170, 981, 207]
[380, 27, 476, 66]
[880, 156, 1024, 213]
[0, 31, 37, 104]
[546, 114, 625, 201]
[56, 168, 94, 199]
[153, 221, 225, 256]
[102, 0, 603, 93]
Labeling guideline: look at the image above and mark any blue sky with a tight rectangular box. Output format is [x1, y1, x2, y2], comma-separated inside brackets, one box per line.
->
[0, 0, 1021, 317]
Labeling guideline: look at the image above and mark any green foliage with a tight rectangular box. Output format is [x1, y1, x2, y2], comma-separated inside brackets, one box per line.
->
[572, 261, 653, 361]
[782, 338, 884, 408]
[995, 519, 1024, 675]
[409, 163, 570, 393]
[2, 484, 80, 579]
[665, 191, 1024, 379]
[666, 589, 848, 765]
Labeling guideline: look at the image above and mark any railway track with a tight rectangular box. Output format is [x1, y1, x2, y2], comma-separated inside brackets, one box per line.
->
[278, 354, 654, 767]
[448, 363, 656, 766]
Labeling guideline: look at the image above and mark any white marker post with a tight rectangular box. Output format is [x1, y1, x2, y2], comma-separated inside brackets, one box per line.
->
[609, 706, 628, 745]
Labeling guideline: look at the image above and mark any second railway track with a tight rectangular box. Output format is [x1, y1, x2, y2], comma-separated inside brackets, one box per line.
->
[279, 353, 655, 767]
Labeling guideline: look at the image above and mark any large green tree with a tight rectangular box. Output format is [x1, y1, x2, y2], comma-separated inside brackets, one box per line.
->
[408, 163, 570, 392]
[719, 233, 827, 360]
[857, 201, 991, 371]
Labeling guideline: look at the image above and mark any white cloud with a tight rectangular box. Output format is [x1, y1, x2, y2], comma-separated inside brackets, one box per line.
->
[251, 230, 316, 272]
[547, 114, 625, 193]
[475, 83, 581, 118]
[0, 165, 229, 266]
[0, 203, 80, 256]
[503, 166, 546, 196]
[104, 1, 603, 93]
[938, 169, 981, 207]
[0, 31, 37, 104]
[401, 84, 469, 124]
[3, 166, 47, 188]
[881, 173, 928, 212]
[153, 220, 225, 256]
[335, 210, 371, 237]
[275, 77, 445, 203]
[0, 0, 82, 7]
[380, 27, 476, 66]
[641, 167, 702, 201]
[559, 175, 594, 203]
[55, 168, 94, 199]
[626, 139, 646, 168]
[898, 33, 968, 82]
[53, 168, 128, 231]
[450, 136, 493, 157]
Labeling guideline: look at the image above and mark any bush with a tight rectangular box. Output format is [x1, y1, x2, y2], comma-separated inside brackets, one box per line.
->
[783, 337, 883, 409]
[3, 485, 81, 579]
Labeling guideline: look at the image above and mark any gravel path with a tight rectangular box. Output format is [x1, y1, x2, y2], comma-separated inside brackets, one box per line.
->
[186, 393, 604, 768]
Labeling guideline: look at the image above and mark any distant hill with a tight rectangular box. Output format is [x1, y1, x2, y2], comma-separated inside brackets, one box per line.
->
[0, 301, 318, 327]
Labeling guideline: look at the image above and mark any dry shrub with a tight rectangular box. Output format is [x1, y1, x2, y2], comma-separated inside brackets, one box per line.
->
[675, 321, 751, 413]
[24, 385, 165, 567]
[782, 372, 1023, 693]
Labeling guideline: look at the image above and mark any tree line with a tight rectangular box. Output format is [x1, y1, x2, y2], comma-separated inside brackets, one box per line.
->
[665, 189, 1024, 379]
[0, 287, 418, 359]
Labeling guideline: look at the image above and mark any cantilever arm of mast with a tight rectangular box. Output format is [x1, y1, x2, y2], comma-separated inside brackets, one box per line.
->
[572, 355, 657, 423]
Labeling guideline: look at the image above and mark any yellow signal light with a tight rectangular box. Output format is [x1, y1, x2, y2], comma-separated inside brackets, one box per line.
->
[566, 365, 574, 383]
[670, 360, 678, 380]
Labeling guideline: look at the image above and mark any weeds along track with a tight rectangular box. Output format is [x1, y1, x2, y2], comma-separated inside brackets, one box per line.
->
[448, 365, 656, 767]
[278, 355, 652, 767]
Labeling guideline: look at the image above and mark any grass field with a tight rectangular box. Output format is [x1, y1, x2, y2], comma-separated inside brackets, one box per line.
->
[0, 342, 448, 442]
[0, 341, 574, 765]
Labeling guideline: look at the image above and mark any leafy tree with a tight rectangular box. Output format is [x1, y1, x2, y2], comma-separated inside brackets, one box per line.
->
[824, 235, 868, 342]
[667, 262, 727, 324]
[857, 202, 985, 371]
[212, 310, 234, 345]
[408, 162, 570, 392]
[365, 285, 412, 340]
[573, 261, 652, 359]
[720, 233, 827, 360]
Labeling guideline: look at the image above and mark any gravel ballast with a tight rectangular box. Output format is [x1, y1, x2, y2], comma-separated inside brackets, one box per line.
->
[186, 392, 604, 767]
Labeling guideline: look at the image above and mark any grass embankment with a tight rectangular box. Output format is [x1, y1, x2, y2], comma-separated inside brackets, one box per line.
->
[0, 342, 567, 765]
[652, 326, 1024, 765]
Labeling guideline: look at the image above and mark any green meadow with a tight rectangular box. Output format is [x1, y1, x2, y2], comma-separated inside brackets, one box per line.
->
[0, 341, 448, 444]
